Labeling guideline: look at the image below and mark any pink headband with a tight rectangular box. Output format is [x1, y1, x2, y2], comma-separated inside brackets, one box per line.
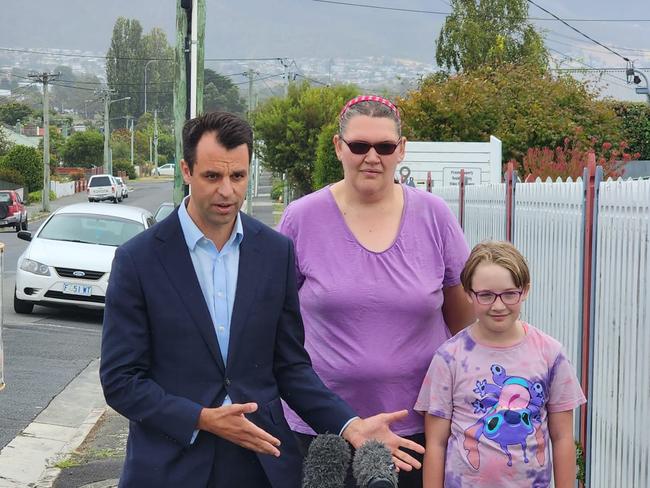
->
[339, 95, 400, 121]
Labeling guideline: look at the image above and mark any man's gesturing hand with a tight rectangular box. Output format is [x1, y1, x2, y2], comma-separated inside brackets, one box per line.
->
[342, 410, 425, 472]
[197, 403, 281, 457]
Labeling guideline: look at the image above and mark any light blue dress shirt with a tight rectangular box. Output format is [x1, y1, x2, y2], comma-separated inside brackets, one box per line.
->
[178, 199, 356, 441]
[178, 198, 243, 442]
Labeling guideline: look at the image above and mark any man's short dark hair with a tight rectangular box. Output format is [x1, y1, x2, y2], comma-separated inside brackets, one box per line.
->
[182, 111, 253, 173]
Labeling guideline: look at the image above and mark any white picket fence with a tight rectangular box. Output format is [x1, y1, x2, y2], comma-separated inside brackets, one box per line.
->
[431, 176, 650, 487]
[514, 179, 584, 372]
[50, 180, 75, 198]
[589, 178, 650, 488]
[463, 183, 507, 247]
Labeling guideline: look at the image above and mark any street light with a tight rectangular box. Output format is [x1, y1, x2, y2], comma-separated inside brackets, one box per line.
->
[144, 59, 158, 114]
[103, 96, 131, 174]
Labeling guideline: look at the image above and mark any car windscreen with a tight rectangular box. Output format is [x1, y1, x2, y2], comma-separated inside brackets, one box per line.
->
[0, 193, 11, 203]
[154, 204, 174, 222]
[89, 176, 112, 187]
[38, 213, 145, 247]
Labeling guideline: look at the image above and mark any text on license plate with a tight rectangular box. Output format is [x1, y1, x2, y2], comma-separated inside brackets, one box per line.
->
[63, 283, 92, 296]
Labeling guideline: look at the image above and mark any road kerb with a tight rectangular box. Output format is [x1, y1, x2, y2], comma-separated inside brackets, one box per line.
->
[34, 406, 108, 488]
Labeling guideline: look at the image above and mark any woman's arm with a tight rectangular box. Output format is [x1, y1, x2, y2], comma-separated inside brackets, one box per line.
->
[548, 410, 577, 488]
[423, 414, 451, 488]
[442, 284, 475, 335]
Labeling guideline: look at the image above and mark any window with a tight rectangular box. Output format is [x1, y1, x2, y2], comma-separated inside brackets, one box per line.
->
[89, 176, 112, 187]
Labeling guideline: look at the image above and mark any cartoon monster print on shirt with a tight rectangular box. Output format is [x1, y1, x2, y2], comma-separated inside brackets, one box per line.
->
[463, 364, 547, 469]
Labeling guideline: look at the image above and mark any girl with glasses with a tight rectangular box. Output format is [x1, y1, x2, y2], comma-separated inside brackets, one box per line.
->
[278, 95, 475, 488]
[415, 241, 585, 488]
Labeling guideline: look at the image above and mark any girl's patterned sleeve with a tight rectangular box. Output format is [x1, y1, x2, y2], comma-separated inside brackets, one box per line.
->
[547, 349, 587, 413]
[414, 350, 454, 419]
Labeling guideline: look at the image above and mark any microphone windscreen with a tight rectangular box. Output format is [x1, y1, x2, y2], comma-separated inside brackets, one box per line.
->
[302, 434, 351, 488]
[352, 440, 398, 488]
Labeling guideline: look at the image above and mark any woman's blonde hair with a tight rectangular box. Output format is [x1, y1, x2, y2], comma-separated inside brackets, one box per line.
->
[460, 241, 531, 291]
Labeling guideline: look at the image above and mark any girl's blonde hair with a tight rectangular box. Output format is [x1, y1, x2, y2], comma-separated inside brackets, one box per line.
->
[460, 241, 531, 291]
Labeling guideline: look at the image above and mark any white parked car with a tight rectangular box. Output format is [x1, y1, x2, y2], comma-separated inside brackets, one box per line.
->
[14, 203, 155, 314]
[87, 174, 121, 203]
[154, 163, 175, 177]
[115, 176, 129, 199]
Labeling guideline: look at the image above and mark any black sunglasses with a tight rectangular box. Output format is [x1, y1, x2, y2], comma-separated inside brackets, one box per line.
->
[341, 138, 401, 155]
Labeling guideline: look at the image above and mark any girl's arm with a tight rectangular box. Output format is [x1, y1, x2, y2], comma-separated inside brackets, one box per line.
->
[423, 414, 451, 488]
[548, 410, 577, 488]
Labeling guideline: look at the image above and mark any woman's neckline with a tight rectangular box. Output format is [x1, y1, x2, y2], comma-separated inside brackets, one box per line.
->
[326, 183, 408, 255]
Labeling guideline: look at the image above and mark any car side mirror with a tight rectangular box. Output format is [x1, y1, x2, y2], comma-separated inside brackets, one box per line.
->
[17, 231, 32, 242]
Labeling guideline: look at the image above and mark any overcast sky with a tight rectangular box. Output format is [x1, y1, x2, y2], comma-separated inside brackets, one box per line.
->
[1, 0, 649, 100]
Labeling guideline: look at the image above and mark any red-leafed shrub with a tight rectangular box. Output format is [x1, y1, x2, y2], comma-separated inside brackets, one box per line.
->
[510, 128, 640, 180]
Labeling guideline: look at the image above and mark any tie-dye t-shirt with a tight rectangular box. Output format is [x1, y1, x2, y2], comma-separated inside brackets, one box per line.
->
[415, 323, 586, 488]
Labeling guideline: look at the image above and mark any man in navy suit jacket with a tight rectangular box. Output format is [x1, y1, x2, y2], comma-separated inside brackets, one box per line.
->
[100, 112, 423, 487]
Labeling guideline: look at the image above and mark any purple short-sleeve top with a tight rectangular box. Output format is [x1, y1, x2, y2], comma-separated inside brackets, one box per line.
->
[278, 184, 469, 435]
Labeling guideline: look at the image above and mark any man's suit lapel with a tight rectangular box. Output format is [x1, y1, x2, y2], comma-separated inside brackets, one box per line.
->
[227, 213, 263, 365]
[154, 212, 226, 373]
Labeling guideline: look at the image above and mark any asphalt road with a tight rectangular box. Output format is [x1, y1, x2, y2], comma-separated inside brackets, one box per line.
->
[0, 178, 174, 449]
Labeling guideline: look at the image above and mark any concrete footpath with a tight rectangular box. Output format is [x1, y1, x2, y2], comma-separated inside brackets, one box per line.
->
[0, 172, 279, 488]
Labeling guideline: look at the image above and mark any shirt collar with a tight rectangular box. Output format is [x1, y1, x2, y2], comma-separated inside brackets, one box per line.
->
[177, 196, 244, 251]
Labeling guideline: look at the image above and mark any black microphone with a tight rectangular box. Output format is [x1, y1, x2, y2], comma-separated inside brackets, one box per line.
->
[352, 440, 398, 488]
[302, 433, 351, 488]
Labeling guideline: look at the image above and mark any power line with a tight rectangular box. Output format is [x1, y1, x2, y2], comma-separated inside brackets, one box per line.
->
[526, 0, 630, 62]
[0, 46, 292, 64]
[313, 0, 447, 15]
[312, 0, 650, 22]
[548, 47, 632, 89]
[294, 73, 329, 86]
[543, 30, 650, 55]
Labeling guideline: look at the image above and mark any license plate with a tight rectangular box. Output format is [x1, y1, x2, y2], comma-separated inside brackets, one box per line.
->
[63, 283, 92, 297]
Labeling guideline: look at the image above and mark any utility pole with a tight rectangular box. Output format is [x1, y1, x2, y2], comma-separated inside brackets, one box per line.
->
[97, 89, 130, 175]
[244, 69, 258, 215]
[174, 0, 206, 204]
[28, 71, 60, 212]
[126, 116, 134, 166]
[153, 109, 159, 169]
[279, 58, 291, 96]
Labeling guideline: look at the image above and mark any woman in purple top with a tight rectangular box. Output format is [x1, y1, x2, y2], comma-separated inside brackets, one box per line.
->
[278, 95, 474, 488]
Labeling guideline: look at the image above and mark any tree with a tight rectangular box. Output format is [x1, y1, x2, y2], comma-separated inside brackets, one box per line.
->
[436, 0, 548, 72]
[254, 82, 358, 195]
[106, 19, 175, 121]
[0, 145, 42, 192]
[313, 122, 343, 189]
[141, 28, 174, 118]
[399, 64, 623, 164]
[62, 131, 104, 168]
[0, 102, 34, 125]
[613, 102, 650, 160]
[106, 17, 145, 120]
[203, 69, 247, 116]
[0, 128, 13, 157]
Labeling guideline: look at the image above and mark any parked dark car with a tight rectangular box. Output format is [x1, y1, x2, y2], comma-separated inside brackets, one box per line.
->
[0, 190, 28, 232]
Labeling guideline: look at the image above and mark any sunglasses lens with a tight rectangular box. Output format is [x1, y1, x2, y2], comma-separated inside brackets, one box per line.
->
[375, 143, 398, 155]
[344, 140, 399, 155]
[347, 142, 372, 154]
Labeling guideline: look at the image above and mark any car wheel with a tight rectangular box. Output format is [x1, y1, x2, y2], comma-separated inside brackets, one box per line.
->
[21, 218, 28, 231]
[14, 289, 34, 314]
